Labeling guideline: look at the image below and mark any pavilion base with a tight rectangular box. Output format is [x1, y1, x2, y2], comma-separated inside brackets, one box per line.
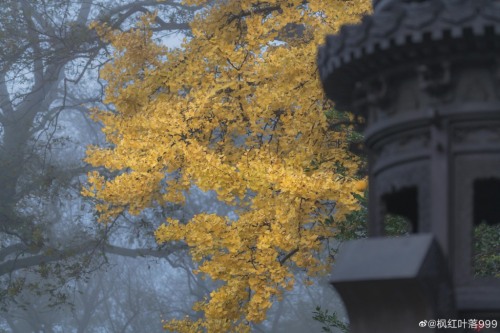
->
[331, 235, 457, 332]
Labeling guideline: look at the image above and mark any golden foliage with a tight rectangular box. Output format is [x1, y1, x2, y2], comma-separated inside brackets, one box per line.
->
[84, 1, 371, 331]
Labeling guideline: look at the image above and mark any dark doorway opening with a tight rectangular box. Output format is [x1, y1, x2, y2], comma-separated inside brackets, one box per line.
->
[472, 178, 500, 278]
[382, 186, 418, 236]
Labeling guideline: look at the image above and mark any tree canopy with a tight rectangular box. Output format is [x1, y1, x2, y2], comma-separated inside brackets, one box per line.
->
[85, 0, 371, 331]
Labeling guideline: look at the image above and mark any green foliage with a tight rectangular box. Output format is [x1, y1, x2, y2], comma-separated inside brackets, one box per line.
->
[473, 222, 500, 278]
[346, 130, 364, 145]
[333, 192, 368, 241]
[383, 214, 412, 236]
[324, 109, 349, 124]
[312, 306, 349, 333]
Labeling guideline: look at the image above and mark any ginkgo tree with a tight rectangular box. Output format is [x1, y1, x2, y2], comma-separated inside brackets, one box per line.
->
[84, 0, 371, 331]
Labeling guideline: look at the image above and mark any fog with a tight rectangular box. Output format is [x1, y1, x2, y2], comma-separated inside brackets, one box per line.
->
[0, 1, 346, 332]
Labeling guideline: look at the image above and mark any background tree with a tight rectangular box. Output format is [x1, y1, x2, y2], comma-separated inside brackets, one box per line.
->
[0, 0, 200, 321]
[85, 0, 371, 331]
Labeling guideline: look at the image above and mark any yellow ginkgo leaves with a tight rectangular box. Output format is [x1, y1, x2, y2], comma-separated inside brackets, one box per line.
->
[85, 1, 370, 332]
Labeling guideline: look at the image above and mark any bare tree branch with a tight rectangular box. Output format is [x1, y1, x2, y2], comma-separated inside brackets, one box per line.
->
[0, 241, 187, 277]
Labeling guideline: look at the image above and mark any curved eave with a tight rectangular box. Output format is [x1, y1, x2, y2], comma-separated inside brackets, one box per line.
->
[317, 0, 500, 113]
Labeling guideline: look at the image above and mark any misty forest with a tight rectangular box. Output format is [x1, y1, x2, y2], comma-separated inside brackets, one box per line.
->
[1, 1, 498, 333]
[0, 1, 369, 332]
